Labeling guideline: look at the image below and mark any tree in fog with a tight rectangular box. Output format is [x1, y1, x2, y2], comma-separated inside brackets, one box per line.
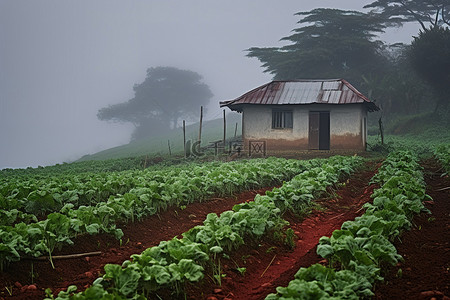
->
[365, 1, 450, 115]
[246, 8, 441, 116]
[360, 44, 433, 114]
[98, 67, 213, 140]
[246, 9, 389, 87]
[364, 0, 450, 30]
[409, 27, 450, 115]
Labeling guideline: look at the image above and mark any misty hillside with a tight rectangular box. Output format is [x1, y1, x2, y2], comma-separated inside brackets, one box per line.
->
[78, 113, 242, 161]
[77, 111, 450, 163]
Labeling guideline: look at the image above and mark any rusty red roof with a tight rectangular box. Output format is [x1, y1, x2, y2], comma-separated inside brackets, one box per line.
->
[220, 79, 379, 112]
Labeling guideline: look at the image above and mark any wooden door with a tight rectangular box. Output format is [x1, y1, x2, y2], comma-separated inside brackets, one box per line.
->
[319, 111, 330, 150]
[309, 111, 330, 150]
[309, 112, 320, 150]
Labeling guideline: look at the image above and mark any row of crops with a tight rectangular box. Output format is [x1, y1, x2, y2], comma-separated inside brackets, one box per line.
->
[266, 150, 431, 299]
[434, 144, 450, 174]
[44, 155, 364, 299]
[0, 156, 147, 177]
[0, 157, 331, 271]
[3, 144, 447, 299]
[1, 158, 310, 216]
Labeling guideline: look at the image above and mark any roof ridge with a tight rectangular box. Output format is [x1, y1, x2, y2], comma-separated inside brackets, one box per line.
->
[271, 78, 342, 83]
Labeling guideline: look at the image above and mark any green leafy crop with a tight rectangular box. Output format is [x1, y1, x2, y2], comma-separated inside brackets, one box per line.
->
[1, 157, 314, 270]
[267, 150, 430, 299]
[46, 155, 362, 299]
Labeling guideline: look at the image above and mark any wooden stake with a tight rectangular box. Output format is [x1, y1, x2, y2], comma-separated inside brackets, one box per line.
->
[26, 251, 101, 261]
[143, 155, 148, 169]
[435, 186, 450, 191]
[198, 106, 203, 145]
[260, 254, 276, 277]
[223, 110, 226, 152]
[378, 117, 384, 145]
[183, 120, 186, 158]
[168, 140, 172, 156]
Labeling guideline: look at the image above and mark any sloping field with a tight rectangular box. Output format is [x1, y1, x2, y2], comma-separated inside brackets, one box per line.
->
[78, 113, 242, 162]
[373, 159, 450, 299]
[1, 152, 449, 300]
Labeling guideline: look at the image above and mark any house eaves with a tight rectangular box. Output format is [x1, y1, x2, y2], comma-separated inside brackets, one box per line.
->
[220, 79, 379, 112]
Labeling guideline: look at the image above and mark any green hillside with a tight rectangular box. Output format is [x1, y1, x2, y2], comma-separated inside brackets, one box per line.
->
[366, 112, 450, 156]
[77, 111, 450, 163]
[78, 113, 242, 162]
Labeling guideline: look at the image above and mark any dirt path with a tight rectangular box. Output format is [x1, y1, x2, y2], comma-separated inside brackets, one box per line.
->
[373, 159, 450, 300]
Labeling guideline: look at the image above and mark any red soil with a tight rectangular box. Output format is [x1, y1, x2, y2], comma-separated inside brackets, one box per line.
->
[373, 160, 450, 300]
[184, 161, 379, 300]
[0, 188, 273, 300]
[0, 161, 379, 300]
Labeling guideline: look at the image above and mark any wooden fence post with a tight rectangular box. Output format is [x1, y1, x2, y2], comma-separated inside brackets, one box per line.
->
[223, 110, 226, 153]
[183, 120, 186, 158]
[198, 106, 203, 145]
[167, 140, 172, 156]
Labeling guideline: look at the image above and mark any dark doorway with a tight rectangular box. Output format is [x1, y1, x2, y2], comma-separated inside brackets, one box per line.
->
[309, 111, 330, 150]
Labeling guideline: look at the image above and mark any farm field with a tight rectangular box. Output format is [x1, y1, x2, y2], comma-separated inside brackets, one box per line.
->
[4, 1, 450, 299]
[1, 155, 368, 299]
[0, 151, 449, 300]
[185, 160, 379, 300]
[0, 187, 275, 300]
[372, 159, 450, 300]
[0, 157, 318, 269]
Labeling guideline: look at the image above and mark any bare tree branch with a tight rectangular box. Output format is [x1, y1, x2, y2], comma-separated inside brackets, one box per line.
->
[399, 1, 427, 30]
[442, 4, 450, 25]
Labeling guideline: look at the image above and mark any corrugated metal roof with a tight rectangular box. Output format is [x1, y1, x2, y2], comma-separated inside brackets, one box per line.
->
[220, 79, 379, 112]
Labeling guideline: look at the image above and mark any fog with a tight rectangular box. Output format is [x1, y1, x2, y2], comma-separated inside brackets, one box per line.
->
[0, 1, 420, 169]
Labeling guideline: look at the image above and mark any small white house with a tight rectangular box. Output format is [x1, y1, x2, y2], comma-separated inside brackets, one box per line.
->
[220, 79, 379, 155]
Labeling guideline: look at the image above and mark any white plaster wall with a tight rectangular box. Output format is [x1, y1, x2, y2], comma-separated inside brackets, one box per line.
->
[243, 105, 308, 140]
[242, 104, 366, 141]
[327, 105, 363, 136]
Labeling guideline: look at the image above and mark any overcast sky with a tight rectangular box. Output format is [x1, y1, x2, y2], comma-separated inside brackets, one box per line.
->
[0, 1, 420, 169]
